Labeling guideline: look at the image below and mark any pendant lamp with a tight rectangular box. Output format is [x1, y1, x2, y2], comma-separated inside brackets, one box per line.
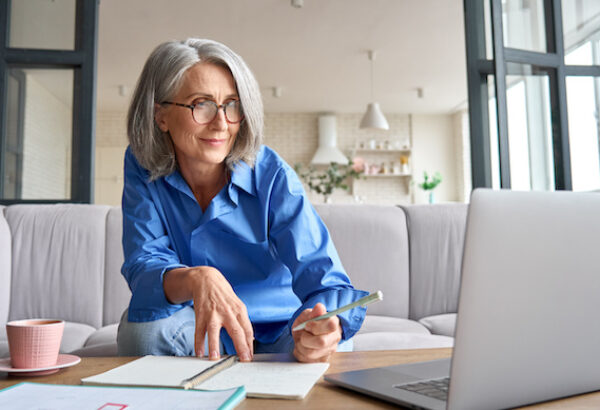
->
[359, 50, 389, 130]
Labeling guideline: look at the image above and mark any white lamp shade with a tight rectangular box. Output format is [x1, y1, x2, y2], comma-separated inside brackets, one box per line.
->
[311, 115, 349, 165]
[359, 102, 389, 130]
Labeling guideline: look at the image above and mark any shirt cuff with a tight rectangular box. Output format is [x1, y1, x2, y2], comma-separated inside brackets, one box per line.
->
[289, 288, 369, 341]
[126, 262, 189, 322]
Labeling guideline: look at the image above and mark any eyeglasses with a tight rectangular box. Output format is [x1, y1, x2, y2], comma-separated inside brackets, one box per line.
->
[161, 99, 244, 125]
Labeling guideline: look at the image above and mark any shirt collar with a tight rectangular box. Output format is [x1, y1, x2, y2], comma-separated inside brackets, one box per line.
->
[164, 170, 195, 201]
[230, 160, 256, 197]
[163, 162, 256, 206]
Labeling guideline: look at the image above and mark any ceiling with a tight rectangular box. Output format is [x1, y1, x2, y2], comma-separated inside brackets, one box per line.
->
[97, 0, 467, 114]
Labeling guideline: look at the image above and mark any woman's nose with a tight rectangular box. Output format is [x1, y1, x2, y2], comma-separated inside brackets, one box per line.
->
[211, 107, 228, 130]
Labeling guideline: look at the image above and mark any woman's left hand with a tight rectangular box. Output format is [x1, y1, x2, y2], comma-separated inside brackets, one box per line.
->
[291, 303, 342, 363]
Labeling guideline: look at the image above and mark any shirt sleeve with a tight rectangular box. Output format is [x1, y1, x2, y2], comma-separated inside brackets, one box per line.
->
[121, 148, 188, 322]
[267, 166, 368, 341]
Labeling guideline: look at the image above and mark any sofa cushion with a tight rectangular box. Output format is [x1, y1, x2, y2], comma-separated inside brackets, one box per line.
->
[359, 315, 430, 335]
[84, 323, 119, 347]
[315, 205, 410, 318]
[0, 340, 7, 359]
[70, 342, 118, 357]
[419, 313, 457, 337]
[6, 204, 110, 328]
[353, 332, 454, 351]
[0, 207, 10, 326]
[61, 322, 97, 354]
[103, 208, 130, 326]
[399, 204, 468, 320]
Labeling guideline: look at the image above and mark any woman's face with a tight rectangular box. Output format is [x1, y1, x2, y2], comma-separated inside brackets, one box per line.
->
[155, 62, 241, 171]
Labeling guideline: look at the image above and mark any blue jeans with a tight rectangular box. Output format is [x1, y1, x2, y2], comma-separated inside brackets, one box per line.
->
[117, 306, 353, 356]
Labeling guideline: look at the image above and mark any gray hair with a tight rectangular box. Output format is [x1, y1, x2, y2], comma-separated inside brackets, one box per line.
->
[127, 38, 264, 180]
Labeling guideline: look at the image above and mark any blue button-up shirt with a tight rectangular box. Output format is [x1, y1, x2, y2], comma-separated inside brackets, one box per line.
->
[121, 145, 367, 354]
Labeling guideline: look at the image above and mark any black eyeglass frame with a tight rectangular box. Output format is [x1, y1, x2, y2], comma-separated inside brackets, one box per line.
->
[161, 100, 244, 125]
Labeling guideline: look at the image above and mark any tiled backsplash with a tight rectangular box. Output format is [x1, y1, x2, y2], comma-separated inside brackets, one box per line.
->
[264, 113, 413, 205]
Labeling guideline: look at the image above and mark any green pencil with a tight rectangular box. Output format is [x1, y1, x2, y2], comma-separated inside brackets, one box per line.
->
[292, 290, 383, 331]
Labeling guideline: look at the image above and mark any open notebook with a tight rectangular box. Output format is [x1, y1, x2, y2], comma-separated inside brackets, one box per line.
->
[82, 355, 329, 399]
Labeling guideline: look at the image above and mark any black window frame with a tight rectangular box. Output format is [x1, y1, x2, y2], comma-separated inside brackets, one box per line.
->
[0, 0, 99, 204]
[464, 0, 600, 190]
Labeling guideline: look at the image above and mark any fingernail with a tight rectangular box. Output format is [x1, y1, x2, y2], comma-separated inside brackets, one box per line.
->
[241, 353, 251, 361]
[210, 351, 219, 359]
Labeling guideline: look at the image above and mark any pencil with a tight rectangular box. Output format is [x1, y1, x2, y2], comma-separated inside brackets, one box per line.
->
[180, 355, 239, 390]
[292, 290, 383, 331]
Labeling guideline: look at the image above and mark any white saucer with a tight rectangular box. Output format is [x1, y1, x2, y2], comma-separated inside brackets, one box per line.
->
[0, 354, 81, 376]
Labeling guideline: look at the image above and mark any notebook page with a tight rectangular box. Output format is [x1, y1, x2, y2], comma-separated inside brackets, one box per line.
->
[197, 361, 329, 399]
[0, 382, 245, 410]
[82, 356, 226, 388]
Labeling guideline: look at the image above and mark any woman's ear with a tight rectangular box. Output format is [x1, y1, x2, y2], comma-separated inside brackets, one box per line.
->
[154, 103, 169, 132]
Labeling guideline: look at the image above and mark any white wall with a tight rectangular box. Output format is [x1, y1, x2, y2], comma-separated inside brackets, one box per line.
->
[95, 111, 128, 206]
[411, 114, 460, 203]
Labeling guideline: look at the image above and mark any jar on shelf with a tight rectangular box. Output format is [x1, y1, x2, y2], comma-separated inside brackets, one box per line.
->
[400, 155, 410, 174]
[387, 162, 394, 174]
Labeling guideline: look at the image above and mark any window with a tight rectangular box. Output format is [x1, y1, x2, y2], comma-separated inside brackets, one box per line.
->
[0, 0, 99, 203]
[464, 0, 600, 190]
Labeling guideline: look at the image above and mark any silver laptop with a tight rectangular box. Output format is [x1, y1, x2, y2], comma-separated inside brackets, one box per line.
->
[325, 189, 600, 409]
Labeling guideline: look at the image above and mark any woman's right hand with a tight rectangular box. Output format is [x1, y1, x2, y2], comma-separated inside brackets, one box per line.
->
[163, 266, 254, 361]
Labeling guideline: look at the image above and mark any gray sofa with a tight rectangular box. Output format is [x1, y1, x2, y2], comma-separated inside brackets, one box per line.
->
[0, 203, 467, 358]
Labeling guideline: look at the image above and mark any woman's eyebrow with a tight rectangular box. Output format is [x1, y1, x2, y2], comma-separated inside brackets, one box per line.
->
[183, 92, 239, 100]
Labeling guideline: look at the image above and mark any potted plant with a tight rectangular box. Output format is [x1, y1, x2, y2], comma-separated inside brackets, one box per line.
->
[294, 161, 363, 203]
[418, 171, 442, 204]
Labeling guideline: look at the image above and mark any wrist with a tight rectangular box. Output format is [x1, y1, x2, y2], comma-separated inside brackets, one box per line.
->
[163, 266, 205, 304]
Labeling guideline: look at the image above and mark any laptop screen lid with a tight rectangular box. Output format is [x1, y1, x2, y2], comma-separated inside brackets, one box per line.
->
[448, 189, 600, 410]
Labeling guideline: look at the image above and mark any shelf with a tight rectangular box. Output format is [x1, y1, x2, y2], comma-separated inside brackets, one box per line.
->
[361, 173, 412, 178]
[354, 148, 411, 153]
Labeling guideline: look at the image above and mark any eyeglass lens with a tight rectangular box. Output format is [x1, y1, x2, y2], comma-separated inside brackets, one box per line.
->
[193, 100, 242, 124]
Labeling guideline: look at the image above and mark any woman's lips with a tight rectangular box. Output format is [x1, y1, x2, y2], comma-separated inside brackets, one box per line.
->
[200, 138, 227, 146]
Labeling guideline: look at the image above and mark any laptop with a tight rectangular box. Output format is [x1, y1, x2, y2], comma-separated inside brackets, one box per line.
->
[325, 189, 600, 409]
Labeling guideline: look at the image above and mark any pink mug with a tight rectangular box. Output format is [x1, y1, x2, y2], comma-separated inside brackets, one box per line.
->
[6, 319, 64, 369]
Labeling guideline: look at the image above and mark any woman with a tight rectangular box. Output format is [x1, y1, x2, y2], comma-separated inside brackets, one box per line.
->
[117, 38, 367, 363]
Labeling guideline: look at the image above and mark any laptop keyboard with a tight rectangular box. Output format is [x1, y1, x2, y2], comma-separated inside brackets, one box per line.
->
[394, 377, 449, 401]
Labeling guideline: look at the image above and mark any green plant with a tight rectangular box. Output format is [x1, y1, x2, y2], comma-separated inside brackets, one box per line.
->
[294, 162, 362, 202]
[418, 171, 442, 191]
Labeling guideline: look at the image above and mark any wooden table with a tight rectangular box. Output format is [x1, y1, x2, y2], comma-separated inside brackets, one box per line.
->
[2, 349, 600, 409]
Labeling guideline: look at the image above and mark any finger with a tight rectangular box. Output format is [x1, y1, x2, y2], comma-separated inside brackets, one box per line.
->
[292, 304, 327, 333]
[238, 314, 254, 359]
[305, 316, 340, 336]
[234, 304, 254, 359]
[194, 318, 207, 357]
[224, 319, 252, 362]
[292, 308, 313, 330]
[310, 303, 327, 318]
[299, 328, 341, 350]
[206, 320, 222, 360]
[294, 340, 336, 363]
